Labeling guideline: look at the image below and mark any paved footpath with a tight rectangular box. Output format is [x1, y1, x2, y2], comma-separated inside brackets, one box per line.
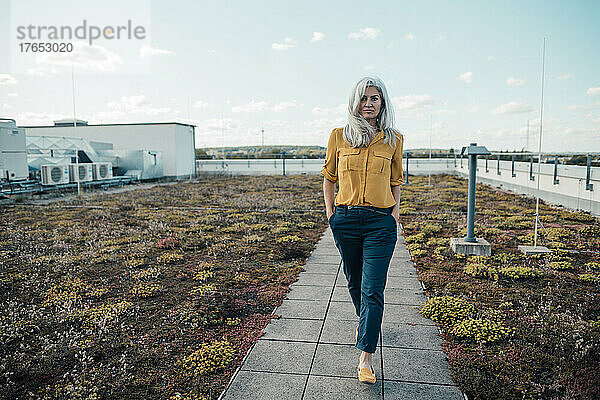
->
[219, 225, 465, 400]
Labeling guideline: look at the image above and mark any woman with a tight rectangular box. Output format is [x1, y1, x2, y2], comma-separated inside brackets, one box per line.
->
[321, 76, 404, 384]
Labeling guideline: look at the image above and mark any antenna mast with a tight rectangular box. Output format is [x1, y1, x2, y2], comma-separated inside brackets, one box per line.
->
[533, 37, 547, 247]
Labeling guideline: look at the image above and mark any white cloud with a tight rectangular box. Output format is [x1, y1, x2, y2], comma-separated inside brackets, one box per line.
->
[567, 102, 600, 111]
[2, 103, 12, 109]
[506, 77, 526, 86]
[364, 65, 375, 70]
[310, 32, 324, 42]
[272, 101, 300, 112]
[272, 38, 296, 50]
[206, 49, 216, 55]
[348, 27, 380, 40]
[432, 34, 445, 45]
[559, 127, 600, 138]
[556, 73, 571, 80]
[193, 100, 212, 109]
[436, 109, 456, 115]
[232, 100, 269, 113]
[16, 111, 66, 126]
[264, 119, 288, 128]
[491, 100, 533, 115]
[8, 92, 17, 97]
[392, 94, 435, 111]
[139, 43, 174, 58]
[0, 74, 18, 85]
[304, 117, 345, 130]
[194, 118, 243, 146]
[105, 95, 171, 116]
[312, 104, 346, 116]
[35, 41, 123, 72]
[230, 100, 299, 113]
[586, 87, 600, 96]
[456, 71, 472, 83]
[468, 105, 481, 113]
[25, 66, 59, 78]
[404, 33, 415, 41]
[486, 56, 495, 61]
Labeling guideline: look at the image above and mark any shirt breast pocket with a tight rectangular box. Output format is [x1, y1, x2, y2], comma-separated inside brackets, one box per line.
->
[338, 148, 362, 171]
[370, 150, 393, 174]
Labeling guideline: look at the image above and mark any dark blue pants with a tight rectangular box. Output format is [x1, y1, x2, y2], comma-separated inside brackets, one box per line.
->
[328, 205, 397, 353]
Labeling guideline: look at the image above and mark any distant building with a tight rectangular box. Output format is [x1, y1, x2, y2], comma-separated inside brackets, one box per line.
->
[22, 121, 196, 178]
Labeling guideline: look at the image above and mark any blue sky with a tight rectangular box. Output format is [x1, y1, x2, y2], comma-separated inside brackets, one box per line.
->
[0, 0, 598, 152]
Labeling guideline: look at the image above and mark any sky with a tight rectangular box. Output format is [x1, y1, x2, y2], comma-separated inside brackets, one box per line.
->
[0, 0, 599, 152]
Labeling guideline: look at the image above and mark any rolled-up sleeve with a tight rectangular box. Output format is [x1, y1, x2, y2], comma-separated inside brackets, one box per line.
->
[390, 132, 404, 186]
[321, 129, 338, 183]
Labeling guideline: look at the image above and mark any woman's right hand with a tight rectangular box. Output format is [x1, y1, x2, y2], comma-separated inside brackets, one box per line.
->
[326, 206, 336, 222]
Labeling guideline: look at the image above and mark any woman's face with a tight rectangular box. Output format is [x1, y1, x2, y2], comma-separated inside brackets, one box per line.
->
[358, 86, 382, 122]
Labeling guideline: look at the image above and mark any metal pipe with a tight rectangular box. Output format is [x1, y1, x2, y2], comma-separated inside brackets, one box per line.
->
[466, 143, 477, 243]
[405, 152, 410, 184]
[587, 154, 594, 190]
[553, 155, 559, 184]
[497, 154, 501, 175]
[511, 155, 516, 177]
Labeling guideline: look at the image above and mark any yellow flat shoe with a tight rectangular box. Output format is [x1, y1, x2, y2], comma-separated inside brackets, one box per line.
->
[357, 365, 376, 384]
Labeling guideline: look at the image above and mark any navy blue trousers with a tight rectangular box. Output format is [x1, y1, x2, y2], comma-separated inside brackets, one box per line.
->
[328, 205, 397, 353]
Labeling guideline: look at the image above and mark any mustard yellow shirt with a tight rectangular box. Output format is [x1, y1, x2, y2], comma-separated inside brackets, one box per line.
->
[321, 127, 404, 208]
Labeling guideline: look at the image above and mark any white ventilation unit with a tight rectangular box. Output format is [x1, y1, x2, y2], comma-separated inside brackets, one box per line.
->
[92, 162, 113, 180]
[68, 163, 93, 183]
[41, 164, 70, 185]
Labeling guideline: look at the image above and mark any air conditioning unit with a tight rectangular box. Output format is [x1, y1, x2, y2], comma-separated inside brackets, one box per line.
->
[3, 169, 17, 179]
[41, 164, 70, 185]
[68, 163, 93, 183]
[92, 162, 113, 180]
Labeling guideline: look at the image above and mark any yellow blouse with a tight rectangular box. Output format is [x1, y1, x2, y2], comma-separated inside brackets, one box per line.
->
[321, 127, 404, 208]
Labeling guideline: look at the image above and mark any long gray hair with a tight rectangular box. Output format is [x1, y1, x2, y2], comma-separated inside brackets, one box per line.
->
[343, 76, 400, 148]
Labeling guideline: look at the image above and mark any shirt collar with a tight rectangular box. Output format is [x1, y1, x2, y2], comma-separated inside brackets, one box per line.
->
[369, 130, 385, 146]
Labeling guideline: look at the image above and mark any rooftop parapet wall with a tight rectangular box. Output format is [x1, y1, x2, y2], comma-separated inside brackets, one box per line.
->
[195, 157, 599, 216]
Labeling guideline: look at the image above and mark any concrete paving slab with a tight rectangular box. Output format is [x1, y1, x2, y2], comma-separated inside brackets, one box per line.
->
[319, 318, 359, 345]
[325, 301, 434, 326]
[293, 272, 338, 286]
[384, 275, 423, 290]
[381, 304, 435, 326]
[381, 322, 443, 350]
[319, 318, 443, 350]
[260, 317, 324, 342]
[286, 284, 333, 301]
[386, 268, 419, 278]
[383, 380, 464, 400]
[334, 275, 422, 291]
[383, 288, 427, 305]
[382, 347, 455, 385]
[331, 285, 352, 302]
[304, 375, 383, 399]
[240, 339, 317, 374]
[311, 343, 381, 378]
[274, 299, 329, 320]
[222, 370, 306, 400]
[331, 278, 427, 306]
[306, 254, 341, 263]
[301, 262, 340, 274]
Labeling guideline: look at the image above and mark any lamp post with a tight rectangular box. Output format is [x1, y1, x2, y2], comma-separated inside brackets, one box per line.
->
[450, 143, 492, 256]
[461, 143, 490, 242]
